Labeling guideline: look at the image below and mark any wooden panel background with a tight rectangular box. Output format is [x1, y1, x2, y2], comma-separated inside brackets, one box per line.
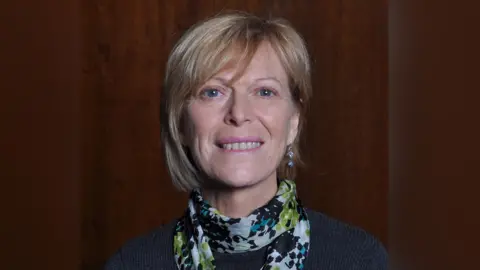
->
[81, 1, 388, 268]
[1, 1, 82, 269]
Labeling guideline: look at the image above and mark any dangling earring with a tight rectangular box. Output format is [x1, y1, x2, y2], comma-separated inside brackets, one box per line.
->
[286, 146, 294, 167]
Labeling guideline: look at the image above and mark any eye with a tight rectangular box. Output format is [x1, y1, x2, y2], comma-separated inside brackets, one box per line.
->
[257, 88, 276, 97]
[200, 88, 222, 98]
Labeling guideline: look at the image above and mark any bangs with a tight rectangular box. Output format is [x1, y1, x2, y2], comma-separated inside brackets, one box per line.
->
[184, 24, 268, 96]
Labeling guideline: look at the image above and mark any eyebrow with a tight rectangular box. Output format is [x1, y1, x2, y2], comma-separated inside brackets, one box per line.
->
[255, 77, 282, 85]
[211, 76, 283, 86]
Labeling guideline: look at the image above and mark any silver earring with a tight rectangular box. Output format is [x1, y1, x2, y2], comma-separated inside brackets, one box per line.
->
[286, 146, 294, 167]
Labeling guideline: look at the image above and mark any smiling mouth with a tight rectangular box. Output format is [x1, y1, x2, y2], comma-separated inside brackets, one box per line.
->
[218, 141, 263, 151]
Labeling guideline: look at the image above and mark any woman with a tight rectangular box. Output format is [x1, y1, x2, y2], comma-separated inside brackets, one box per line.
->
[106, 12, 387, 270]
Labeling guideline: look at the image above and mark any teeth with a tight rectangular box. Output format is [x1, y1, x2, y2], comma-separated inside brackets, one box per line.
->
[222, 142, 261, 150]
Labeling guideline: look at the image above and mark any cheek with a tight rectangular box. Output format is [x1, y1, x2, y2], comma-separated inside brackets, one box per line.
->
[257, 104, 293, 138]
[185, 105, 223, 174]
[185, 104, 219, 146]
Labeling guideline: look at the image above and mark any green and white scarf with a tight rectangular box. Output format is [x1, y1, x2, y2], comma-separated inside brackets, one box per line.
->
[173, 180, 310, 270]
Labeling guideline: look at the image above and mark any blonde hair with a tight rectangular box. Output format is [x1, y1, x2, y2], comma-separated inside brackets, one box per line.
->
[161, 11, 312, 191]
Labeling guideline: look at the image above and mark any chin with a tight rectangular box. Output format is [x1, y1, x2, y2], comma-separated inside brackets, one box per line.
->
[211, 169, 272, 190]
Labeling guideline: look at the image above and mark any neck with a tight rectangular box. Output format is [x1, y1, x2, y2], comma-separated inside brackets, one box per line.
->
[201, 176, 278, 218]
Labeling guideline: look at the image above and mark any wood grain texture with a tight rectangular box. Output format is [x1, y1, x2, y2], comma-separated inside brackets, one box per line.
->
[81, 1, 387, 268]
[1, 1, 82, 269]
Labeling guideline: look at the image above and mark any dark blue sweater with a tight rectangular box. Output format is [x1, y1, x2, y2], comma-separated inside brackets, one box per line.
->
[105, 209, 388, 269]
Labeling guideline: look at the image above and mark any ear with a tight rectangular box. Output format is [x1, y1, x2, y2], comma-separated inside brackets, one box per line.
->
[179, 133, 187, 146]
[179, 110, 191, 146]
[180, 123, 193, 147]
[287, 111, 300, 146]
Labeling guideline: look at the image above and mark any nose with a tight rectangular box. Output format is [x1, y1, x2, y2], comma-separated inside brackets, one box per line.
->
[224, 92, 253, 126]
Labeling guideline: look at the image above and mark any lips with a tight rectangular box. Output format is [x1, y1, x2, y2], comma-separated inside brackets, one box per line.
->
[220, 141, 262, 150]
[216, 137, 264, 151]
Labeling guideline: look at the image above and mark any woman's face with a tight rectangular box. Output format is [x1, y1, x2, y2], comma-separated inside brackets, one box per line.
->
[185, 42, 299, 189]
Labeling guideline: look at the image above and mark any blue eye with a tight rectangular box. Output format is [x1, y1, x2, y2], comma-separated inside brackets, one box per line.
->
[201, 88, 221, 98]
[258, 88, 275, 97]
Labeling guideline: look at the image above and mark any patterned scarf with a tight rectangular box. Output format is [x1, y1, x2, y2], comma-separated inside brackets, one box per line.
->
[173, 180, 310, 270]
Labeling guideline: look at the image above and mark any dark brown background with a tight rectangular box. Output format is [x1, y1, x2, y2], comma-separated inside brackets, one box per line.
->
[2, 1, 388, 269]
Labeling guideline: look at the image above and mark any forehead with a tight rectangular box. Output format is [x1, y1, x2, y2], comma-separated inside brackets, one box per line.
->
[210, 42, 288, 85]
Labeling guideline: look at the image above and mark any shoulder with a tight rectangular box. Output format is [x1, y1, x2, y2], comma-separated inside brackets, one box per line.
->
[305, 209, 388, 270]
[104, 220, 178, 270]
